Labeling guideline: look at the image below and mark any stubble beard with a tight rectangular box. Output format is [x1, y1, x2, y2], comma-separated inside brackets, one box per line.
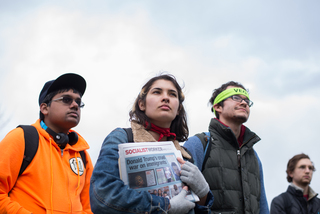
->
[233, 115, 248, 124]
[301, 177, 312, 186]
[296, 178, 311, 188]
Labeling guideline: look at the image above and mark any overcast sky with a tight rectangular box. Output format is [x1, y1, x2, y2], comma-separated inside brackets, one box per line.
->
[1, 0, 320, 207]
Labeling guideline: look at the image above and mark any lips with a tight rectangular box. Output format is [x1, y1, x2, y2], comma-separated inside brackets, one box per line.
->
[159, 105, 171, 110]
[236, 107, 248, 113]
[68, 111, 79, 118]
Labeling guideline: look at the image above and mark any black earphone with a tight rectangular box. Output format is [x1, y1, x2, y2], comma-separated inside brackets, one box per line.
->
[45, 127, 78, 147]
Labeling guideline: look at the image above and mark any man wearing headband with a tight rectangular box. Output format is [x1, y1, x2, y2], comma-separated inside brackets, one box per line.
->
[183, 81, 269, 213]
[0, 73, 93, 213]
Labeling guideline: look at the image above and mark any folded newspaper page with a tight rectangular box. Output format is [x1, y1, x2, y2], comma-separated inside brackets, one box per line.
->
[118, 141, 199, 202]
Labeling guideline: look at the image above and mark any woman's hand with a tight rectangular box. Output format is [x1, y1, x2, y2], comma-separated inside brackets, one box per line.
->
[169, 186, 195, 214]
[177, 157, 210, 199]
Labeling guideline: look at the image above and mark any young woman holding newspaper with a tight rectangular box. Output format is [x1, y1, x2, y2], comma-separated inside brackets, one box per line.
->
[90, 74, 213, 214]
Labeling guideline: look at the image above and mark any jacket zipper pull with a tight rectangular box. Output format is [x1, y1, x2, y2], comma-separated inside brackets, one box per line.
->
[237, 150, 241, 168]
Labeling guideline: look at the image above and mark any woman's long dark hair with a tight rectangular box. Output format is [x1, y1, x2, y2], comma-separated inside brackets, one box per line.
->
[129, 74, 188, 142]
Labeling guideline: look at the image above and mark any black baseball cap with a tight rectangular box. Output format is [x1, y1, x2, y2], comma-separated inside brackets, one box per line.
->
[38, 73, 86, 105]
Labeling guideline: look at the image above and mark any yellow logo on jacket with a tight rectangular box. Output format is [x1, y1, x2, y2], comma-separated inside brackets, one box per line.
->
[69, 157, 84, 175]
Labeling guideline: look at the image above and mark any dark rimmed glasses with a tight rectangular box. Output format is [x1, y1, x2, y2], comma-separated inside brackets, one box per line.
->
[229, 95, 253, 107]
[51, 96, 85, 108]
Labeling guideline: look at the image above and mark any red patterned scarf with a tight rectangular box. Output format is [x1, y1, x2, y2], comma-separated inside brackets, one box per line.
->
[146, 122, 176, 141]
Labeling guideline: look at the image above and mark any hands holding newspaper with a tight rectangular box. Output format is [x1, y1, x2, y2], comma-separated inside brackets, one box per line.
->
[168, 158, 210, 213]
[169, 186, 195, 214]
[178, 158, 210, 198]
[118, 142, 210, 213]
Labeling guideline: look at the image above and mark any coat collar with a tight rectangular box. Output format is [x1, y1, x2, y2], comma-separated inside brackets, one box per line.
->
[289, 183, 319, 201]
[131, 122, 191, 160]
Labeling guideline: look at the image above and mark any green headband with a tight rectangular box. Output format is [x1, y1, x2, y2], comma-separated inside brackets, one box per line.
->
[213, 87, 250, 113]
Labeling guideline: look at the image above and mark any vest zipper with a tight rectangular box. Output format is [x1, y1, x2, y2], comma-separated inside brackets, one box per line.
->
[237, 149, 246, 211]
[237, 150, 241, 168]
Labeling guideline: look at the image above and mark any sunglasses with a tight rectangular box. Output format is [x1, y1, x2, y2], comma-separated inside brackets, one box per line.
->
[51, 96, 85, 108]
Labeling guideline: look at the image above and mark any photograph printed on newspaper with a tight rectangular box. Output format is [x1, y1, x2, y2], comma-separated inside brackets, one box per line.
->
[118, 141, 199, 202]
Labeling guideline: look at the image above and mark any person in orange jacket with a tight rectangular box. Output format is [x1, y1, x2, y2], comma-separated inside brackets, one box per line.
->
[0, 73, 93, 214]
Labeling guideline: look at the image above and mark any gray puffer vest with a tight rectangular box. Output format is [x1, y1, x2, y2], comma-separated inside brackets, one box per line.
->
[202, 119, 261, 214]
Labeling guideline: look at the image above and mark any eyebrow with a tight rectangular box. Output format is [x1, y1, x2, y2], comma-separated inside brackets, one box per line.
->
[168, 89, 178, 93]
[61, 92, 81, 98]
[151, 87, 177, 93]
[151, 87, 162, 91]
[234, 94, 249, 99]
[298, 165, 314, 168]
[60, 93, 81, 99]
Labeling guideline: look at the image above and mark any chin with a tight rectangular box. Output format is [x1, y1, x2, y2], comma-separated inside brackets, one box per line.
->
[235, 115, 248, 123]
[66, 120, 79, 128]
[303, 180, 311, 185]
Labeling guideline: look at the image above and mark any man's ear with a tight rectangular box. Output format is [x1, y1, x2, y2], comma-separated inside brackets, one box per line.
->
[40, 103, 49, 116]
[213, 104, 222, 114]
[138, 100, 145, 111]
[288, 171, 294, 179]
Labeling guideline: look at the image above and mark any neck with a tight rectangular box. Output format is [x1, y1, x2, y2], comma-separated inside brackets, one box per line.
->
[41, 120, 69, 134]
[292, 182, 309, 195]
[219, 118, 242, 138]
[146, 122, 176, 141]
[149, 131, 168, 141]
[303, 186, 309, 195]
[150, 121, 171, 129]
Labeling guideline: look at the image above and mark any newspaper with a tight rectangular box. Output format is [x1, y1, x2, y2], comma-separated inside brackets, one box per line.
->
[118, 141, 199, 202]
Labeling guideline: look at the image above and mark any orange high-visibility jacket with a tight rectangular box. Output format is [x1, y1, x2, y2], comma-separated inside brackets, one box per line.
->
[0, 120, 93, 214]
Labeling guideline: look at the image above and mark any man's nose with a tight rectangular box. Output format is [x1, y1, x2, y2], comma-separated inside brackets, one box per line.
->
[240, 99, 248, 106]
[70, 99, 79, 109]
